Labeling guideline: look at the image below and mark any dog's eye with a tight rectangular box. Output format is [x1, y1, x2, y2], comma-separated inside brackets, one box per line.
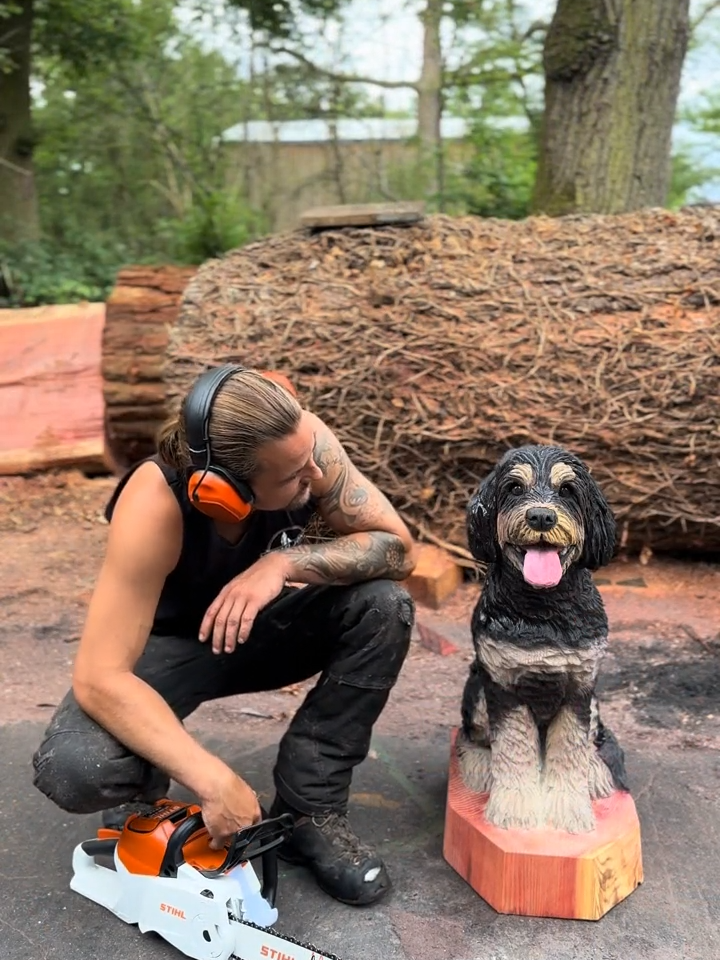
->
[558, 483, 574, 498]
[507, 483, 524, 496]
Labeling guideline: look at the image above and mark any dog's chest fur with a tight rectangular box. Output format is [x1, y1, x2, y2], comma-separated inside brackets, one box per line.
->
[471, 566, 608, 708]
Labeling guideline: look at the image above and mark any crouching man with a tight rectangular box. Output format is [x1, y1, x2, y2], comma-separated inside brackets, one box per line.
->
[32, 365, 416, 906]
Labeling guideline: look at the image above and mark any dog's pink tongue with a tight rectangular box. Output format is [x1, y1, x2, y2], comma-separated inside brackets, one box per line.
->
[523, 547, 562, 587]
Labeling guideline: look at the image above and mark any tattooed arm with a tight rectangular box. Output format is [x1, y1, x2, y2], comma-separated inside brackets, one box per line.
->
[277, 413, 417, 585]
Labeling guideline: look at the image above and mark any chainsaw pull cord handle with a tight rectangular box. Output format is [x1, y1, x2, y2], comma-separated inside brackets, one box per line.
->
[158, 809, 294, 907]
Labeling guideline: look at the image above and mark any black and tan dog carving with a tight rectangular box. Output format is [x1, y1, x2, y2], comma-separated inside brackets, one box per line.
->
[456, 444, 629, 834]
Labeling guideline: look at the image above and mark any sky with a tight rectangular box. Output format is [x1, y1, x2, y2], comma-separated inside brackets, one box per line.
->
[178, 0, 720, 200]
[331, 0, 720, 114]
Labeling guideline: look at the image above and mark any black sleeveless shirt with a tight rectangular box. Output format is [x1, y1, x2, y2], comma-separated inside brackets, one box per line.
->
[104, 455, 318, 638]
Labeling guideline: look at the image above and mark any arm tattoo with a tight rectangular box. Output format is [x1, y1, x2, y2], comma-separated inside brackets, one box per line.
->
[312, 430, 393, 529]
[288, 426, 413, 584]
[279, 532, 412, 585]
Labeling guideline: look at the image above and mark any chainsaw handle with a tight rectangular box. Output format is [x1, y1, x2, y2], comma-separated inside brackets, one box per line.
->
[158, 809, 294, 907]
[159, 812, 207, 878]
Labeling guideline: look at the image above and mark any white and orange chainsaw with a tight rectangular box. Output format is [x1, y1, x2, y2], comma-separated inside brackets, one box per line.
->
[70, 799, 343, 960]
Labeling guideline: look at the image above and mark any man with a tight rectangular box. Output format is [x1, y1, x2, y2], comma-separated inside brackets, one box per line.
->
[32, 364, 417, 907]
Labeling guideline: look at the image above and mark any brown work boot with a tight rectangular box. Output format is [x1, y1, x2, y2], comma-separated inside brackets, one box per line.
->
[269, 795, 391, 906]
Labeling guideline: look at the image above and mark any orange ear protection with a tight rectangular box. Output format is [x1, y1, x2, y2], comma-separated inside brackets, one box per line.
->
[184, 363, 296, 524]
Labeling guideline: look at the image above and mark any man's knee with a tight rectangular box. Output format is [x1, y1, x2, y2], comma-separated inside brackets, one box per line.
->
[32, 731, 108, 813]
[32, 728, 150, 814]
[354, 578, 415, 637]
[332, 579, 415, 685]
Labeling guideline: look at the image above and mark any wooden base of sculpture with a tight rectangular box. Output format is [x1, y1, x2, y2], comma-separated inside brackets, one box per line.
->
[443, 729, 643, 920]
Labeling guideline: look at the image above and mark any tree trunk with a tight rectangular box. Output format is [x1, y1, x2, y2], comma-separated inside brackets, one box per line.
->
[417, 0, 443, 202]
[0, 0, 40, 242]
[102, 265, 197, 469]
[532, 0, 690, 216]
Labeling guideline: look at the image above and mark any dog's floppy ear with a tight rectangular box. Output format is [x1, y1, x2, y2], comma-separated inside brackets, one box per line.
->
[466, 467, 499, 564]
[579, 472, 617, 570]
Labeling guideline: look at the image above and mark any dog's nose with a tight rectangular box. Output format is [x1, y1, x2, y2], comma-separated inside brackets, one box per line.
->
[526, 507, 557, 532]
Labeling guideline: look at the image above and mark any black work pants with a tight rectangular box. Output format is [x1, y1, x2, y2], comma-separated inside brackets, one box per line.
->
[32, 580, 414, 816]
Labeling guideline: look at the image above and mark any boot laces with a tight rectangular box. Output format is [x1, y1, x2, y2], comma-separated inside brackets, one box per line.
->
[310, 812, 375, 863]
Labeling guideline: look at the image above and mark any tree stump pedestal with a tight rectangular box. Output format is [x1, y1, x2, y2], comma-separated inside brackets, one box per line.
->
[443, 729, 644, 920]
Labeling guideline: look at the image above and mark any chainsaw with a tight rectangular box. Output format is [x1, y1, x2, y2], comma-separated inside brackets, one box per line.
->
[70, 799, 343, 960]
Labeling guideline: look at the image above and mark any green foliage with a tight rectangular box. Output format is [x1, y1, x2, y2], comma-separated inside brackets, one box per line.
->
[439, 3, 543, 221]
[452, 121, 538, 219]
[668, 95, 720, 205]
[226, 0, 344, 38]
[30, 4, 270, 274]
[687, 92, 720, 136]
[444, 0, 546, 98]
[23, 0, 387, 284]
[253, 64, 385, 121]
[667, 150, 719, 208]
[159, 190, 269, 263]
[0, 2, 21, 73]
[31, 0, 159, 74]
[0, 0, 167, 77]
[0, 234, 124, 306]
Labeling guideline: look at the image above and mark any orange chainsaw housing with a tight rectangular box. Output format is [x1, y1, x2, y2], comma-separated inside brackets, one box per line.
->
[112, 799, 232, 877]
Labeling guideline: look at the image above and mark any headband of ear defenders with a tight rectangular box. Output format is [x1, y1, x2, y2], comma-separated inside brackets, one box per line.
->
[184, 363, 245, 470]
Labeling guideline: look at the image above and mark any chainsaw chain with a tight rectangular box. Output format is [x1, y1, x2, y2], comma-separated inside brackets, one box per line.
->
[229, 914, 344, 960]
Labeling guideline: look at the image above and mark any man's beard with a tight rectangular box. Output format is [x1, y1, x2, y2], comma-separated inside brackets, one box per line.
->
[289, 483, 312, 509]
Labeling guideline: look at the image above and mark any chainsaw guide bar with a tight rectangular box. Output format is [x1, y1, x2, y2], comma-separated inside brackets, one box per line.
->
[229, 916, 344, 960]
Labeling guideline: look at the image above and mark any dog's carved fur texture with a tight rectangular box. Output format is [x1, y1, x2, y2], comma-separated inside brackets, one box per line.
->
[457, 444, 629, 834]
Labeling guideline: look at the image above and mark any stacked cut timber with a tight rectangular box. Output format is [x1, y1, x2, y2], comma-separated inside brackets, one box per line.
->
[102, 265, 196, 469]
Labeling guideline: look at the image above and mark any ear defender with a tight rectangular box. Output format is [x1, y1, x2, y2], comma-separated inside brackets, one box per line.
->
[187, 463, 255, 524]
[183, 363, 296, 524]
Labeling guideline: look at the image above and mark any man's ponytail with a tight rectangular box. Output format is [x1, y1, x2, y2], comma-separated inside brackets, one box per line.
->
[156, 404, 190, 470]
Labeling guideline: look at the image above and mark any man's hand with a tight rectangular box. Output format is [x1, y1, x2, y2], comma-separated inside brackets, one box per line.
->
[199, 552, 290, 654]
[199, 765, 263, 850]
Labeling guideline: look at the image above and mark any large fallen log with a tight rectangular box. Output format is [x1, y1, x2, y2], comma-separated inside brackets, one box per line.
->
[0, 303, 107, 475]
[102, 265, 197, 469]
[102, 206, 720, 557]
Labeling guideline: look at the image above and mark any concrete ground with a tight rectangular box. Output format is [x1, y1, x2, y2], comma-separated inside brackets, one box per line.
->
[1, 471, 719, 960]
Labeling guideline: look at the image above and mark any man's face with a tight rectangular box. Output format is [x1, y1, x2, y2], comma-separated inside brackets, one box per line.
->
[250, 411, 323, 512]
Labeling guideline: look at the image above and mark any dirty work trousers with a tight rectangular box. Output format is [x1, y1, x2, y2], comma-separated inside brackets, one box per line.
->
[32, 580, 414, 816]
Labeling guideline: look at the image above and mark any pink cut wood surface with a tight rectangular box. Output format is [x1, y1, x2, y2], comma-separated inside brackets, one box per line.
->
[0, 303, 107, 475]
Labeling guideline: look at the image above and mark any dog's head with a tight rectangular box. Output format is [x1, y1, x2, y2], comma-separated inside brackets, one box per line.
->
[466, 445, 616, 588]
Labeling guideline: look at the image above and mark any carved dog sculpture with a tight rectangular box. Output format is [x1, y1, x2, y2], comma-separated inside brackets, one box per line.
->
[456, 444, 629, 833]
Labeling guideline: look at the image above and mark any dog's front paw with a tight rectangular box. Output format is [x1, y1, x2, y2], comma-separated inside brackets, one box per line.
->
[543, 787, 595, 833]
[588, 751, 616, 800]
[484, 785, 545, 831]
[456, 732, 493, 794]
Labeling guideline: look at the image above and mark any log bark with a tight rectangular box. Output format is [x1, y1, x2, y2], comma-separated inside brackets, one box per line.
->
[163, 208, 720, 558]
[102, 265, 196, 469]
[100, 208, 720, 557]
[532, 0, 690, 215]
